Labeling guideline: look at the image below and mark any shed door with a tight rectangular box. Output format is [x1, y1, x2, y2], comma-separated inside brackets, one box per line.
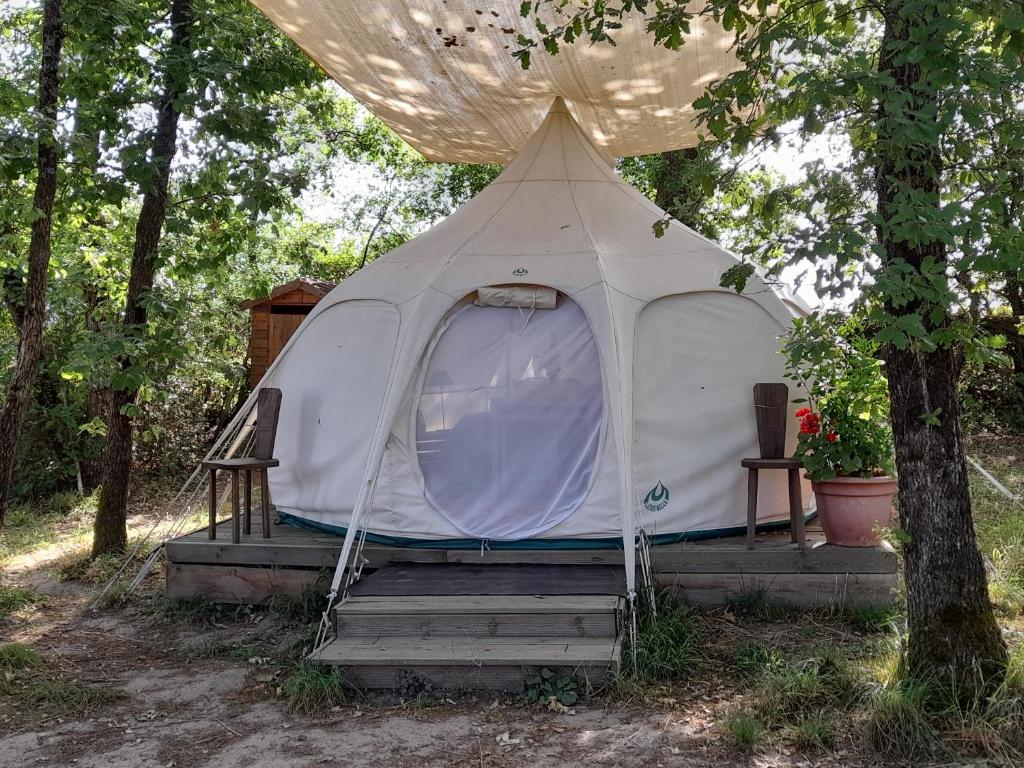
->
[269, 311, 306, 363]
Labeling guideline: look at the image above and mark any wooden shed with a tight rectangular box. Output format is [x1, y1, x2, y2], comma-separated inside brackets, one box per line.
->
[242, 278, 336, 388]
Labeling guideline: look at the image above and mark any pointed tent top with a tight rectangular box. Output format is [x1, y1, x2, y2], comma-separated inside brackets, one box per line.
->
[495, 97, 617, 182]
[547, 96, 570, 115]
[249, 1, 747, 163]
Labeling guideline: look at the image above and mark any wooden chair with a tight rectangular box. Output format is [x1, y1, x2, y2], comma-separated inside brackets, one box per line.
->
[741, 383, 805, 549]
[202, 388, 282, 544]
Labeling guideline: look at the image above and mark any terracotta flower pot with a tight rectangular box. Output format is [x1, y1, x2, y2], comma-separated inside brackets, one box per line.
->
[810, 475, 897, 547]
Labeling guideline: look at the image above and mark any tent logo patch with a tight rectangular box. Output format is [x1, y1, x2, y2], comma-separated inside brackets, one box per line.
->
[644, 481, 670, 512]
[512, 267, 528, 276]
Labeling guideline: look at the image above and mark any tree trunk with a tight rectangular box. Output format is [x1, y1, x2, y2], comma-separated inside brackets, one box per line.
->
[877, 0, 1006, 690]
[0, 0, 65, 528]
[79, 282, 110, 490]
[92, 0, 193, 557]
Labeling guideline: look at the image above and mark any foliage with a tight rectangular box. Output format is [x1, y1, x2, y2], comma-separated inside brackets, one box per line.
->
[783, 311, 894, 481]
[618, 147, 800, 273]
[523, 667, 581, 706]
[281, 660, 349, 714]
[517, 0, 1024, 355]
[961, 364, 1024, 436]
[0, 1, 499, 507]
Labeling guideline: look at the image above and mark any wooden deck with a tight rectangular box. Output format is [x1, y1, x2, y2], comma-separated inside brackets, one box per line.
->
[165, 516, 898, 609]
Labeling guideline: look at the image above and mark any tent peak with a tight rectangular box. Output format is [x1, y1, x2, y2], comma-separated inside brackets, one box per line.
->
[493, 97, 617, 183]
[547, 96, 570, 115]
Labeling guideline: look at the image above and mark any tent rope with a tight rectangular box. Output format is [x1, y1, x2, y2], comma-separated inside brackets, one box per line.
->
[91, 398, 260, 608]
[637, 528, 657, 622]
[967, 455, 1023, 508]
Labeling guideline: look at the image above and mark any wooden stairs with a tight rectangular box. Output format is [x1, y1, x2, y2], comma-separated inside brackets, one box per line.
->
[309, 563, 625, 691]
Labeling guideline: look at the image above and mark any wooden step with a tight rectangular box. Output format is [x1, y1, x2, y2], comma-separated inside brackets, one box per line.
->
[311, 635, 621, 690]
[333, 595, 622, 638]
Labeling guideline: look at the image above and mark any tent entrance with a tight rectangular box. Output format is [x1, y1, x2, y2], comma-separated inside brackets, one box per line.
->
[414, 295, 604, 540]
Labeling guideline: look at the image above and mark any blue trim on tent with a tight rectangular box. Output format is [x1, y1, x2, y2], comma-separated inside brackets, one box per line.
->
[276, 511, 818, 551]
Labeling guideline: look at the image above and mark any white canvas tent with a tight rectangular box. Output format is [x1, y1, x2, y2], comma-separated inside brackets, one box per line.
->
[257, 100, 809, 606]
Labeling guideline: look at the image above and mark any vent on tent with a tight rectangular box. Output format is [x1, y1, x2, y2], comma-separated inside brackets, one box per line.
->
[475, 285, 557, 310]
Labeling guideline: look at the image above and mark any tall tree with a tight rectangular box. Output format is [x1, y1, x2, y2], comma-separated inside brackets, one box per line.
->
[92, 0, 194, 556]
[874, 0, 1006, 685]
[519, 0, 1020, 690]
[0, 0, 65, 528]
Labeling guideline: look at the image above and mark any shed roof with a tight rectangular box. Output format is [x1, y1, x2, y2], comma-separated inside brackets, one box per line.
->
[240, 278, 337, 309]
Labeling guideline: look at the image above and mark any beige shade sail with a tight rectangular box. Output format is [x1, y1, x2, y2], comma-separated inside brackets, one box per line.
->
[250, 0, 742, 163]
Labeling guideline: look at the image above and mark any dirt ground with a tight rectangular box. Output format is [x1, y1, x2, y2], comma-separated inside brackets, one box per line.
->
[0, 566, 879, 768]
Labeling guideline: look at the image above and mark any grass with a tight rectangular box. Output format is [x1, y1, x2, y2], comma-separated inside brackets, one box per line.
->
[863, 681, 939, 761]
[718, 643, 869, 754]
[967, 436, 1024, 617]
[733, 642, 785, 679]
[725, 588, 798, 622]
[788, 712, 836, 751]
[280, 660, 349, 714]
[0, 642, 119, 713]
[18, 678, 121, 712]
[264, 583, 329, 625]
[723, 712, 764, 751]
[844, 604, 900, 633]
[146, 596, 244, 626]
[0, 584, 46, 620]
[0, 491, 97, 567]
[621, 590, 703, 681]
[756, 647, 864, 721]
[0, 642, 44, 670]
[857, 639, 1024, 763]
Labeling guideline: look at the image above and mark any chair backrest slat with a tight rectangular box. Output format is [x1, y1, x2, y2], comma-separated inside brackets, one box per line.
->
[253, 387, 282, 459]
[753, 383, 789, 459]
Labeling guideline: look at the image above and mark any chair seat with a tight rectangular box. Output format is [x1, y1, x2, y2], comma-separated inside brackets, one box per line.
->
[201, 457, 280, 470]
[741, 457, 803, 470]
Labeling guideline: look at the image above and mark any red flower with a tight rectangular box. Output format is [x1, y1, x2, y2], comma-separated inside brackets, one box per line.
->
[795, 407, 811, 418]
[827, 431, 838, 442]
[798, 411, 820, 435]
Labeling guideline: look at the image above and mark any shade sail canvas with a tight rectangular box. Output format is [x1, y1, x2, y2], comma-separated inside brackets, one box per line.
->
[249, 0, 744, 162]
[257, 99, 810, 574]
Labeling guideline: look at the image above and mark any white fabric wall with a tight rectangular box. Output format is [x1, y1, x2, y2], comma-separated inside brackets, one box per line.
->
[632, 292, 799, 535]
[267, 301, 400, 520]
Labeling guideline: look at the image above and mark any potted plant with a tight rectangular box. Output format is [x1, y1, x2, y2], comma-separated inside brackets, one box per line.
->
[783, 312, 896, 546]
